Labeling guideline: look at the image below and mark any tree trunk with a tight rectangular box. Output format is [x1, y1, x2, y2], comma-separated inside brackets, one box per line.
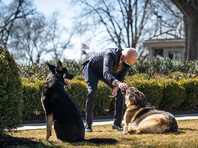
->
[171, 0, 198, 60]
[185, 16, 198, 60]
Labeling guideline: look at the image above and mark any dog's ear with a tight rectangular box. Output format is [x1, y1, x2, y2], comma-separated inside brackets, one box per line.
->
[134, 91, 148, 107]
[47, 63, 55, 73]
[57, 60, 63, 71]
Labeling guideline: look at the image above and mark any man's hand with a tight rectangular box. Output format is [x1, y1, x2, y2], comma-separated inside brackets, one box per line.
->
[109, 87, 119, 98]
[118, 82, 129, 91]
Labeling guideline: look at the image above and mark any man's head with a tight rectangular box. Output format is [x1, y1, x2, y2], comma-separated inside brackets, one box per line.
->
[121, 48, 138, 65]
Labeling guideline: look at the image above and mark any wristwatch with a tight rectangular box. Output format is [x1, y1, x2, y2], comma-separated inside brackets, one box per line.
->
[112, 79, 119, 86]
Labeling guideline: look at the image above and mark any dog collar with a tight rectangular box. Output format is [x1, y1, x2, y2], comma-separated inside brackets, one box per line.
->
[47, 77, 64, 85]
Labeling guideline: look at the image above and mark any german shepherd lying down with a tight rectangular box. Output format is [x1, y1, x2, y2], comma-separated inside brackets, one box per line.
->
[41, 61, 117, 144]
[122, 87, 178, 134]
[41, 61, 85, 142]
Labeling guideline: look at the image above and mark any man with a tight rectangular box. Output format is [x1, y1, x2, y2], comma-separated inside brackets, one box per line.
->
[82, 48, 138, 132]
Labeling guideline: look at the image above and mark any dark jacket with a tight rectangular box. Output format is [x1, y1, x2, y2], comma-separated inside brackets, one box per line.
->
[88, 48, 130, 84]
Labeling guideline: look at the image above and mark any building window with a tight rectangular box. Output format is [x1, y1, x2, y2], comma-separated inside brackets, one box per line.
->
[154, 49, 163, 58]
[168, 51, 181, 61]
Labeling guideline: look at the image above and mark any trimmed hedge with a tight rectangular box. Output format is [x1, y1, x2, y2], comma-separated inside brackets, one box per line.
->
[160, 79, 186, 110]
[0, 47, 23, 135]
[95, 82, 112, 115]
[180, 78, 198, 109]
[128, 79, 163, 108]
[21, 75, 198, 120]
[22, 80, 44, 119]
[65, 80, 87, 113]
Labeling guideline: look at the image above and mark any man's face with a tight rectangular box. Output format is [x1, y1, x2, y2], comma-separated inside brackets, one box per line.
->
[122, 54, 137, 66]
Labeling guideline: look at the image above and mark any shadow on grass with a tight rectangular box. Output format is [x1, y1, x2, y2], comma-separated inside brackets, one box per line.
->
[179, 128, 198, 132]
[41, 138, 118, 147]
[70, 138, 118, 146]
[156, 127, 198, 135]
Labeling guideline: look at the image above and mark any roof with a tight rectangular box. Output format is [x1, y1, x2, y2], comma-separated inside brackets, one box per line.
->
[147, 29, 185, 41]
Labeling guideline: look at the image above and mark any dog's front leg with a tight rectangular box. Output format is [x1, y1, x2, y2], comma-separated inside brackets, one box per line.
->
[124, 123, 129, 132]
[46, 113, 54, 140]
[120, 123, 129, 135]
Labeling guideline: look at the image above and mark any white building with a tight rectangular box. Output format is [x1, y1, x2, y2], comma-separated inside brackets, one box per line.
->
[143, 29, 185, 61]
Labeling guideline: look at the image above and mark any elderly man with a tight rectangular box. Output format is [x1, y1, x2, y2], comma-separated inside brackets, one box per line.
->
[82, 48, 138, 132]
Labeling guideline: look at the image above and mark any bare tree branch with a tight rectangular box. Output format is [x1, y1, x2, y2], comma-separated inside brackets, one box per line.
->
[0, 0, 35, 48]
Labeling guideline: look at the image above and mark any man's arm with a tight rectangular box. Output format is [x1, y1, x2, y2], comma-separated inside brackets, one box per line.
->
[103, 52, 117, 84]
[103, 52, 129, 92]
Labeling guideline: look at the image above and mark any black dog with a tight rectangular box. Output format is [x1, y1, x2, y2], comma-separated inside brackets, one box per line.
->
[41, 60, 118, 144]
[41, 61, 85, 142]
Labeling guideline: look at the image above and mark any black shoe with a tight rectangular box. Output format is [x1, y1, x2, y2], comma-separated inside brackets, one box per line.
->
[85, 125, 92, 132]
[112, 124, 123, 131]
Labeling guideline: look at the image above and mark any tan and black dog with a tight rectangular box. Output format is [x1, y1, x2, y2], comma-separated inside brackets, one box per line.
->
[121, 87, 178, 134]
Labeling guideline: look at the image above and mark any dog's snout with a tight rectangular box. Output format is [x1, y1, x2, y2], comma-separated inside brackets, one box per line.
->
[67, 73, 74, 80]
[121, 89, 126, 96]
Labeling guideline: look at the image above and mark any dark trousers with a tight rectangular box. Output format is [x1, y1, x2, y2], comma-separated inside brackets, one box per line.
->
[82, 62, 124, 126]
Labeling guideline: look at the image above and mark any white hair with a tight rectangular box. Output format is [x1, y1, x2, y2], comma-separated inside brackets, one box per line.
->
[122, 48, 138, 59]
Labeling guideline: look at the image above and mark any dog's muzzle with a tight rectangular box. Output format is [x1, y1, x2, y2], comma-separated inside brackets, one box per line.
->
[121, 89, 127, 96]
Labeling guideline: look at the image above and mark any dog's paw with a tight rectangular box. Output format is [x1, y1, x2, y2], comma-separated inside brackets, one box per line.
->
[53, 139, 61, 142]
[45, 135, 50, 141]
[120, 131, 128, 135]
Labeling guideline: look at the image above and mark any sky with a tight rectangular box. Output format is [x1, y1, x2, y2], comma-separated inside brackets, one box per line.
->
[34, 0, 74, 27]
[34, 0, 83, 61]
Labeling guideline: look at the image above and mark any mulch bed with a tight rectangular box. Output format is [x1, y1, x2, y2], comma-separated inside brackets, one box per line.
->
[0, 135, 40, 147]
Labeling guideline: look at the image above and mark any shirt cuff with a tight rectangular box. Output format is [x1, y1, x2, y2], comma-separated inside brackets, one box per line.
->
[112, 79, 118, 86]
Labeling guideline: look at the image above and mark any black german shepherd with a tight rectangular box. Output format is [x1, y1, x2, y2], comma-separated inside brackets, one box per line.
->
[41, 61, 85, 142]
[41, 60, 117, 144]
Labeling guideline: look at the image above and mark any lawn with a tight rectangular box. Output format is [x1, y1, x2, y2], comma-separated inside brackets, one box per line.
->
[6, 119, 198, 148]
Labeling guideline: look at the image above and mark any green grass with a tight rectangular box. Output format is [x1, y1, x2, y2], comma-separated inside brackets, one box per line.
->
[8, 120, 198, 148]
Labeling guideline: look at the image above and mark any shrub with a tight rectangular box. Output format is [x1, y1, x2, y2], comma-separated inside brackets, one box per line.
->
[168, 72, 186, 81]
[0, 47, 23, 135]
[21, 79, 113, 118]
[66, 80, 112, 115]
[62, 59, 82, 76]
[73, 75, 85, 81]
[125, 73, 150, 81]
[128, 79, 163, 108]
[18, 63, 48, 80]
[95, 82, 112, 115]
[19, 59, 83, 79]
[128, 58, 151, 75]
[20, 74, 198, 120]
[22, 80, 44, 119]
[18, 57, 198, 81]
[179, 78, 198, 109]
[65, 80, 87, 113]
[160, 79, 186, 110]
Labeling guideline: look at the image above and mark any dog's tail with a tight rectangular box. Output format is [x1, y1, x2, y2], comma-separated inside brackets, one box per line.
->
[86, 138, 118, 144]
[169, 117, 178, 132]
